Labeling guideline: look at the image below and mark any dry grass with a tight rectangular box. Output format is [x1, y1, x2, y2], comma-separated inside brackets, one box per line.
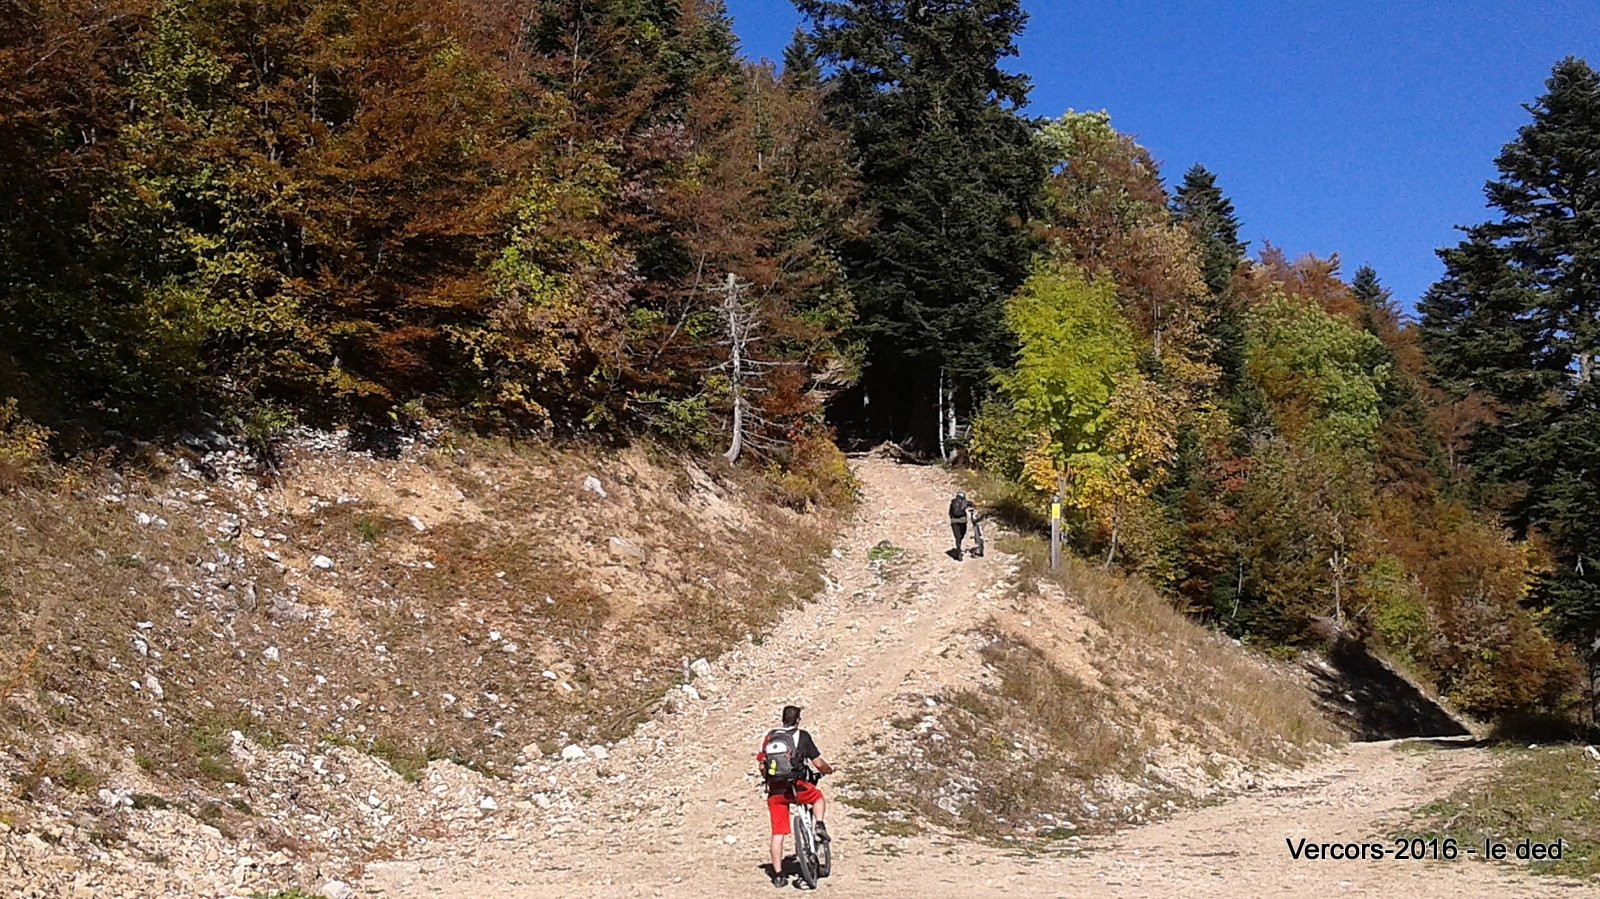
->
[1025, 539, 1341, 754]
[955, 467, 1049, 536]
[0, 435, 839, 838]
[958, 466, 1335, 754]
[847, 526, 1337, 843]
[915, 632, 1155, 836]
[0, 475, 227, 769]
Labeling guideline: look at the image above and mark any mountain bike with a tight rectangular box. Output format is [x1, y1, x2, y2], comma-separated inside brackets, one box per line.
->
[788, 777, 832, 889]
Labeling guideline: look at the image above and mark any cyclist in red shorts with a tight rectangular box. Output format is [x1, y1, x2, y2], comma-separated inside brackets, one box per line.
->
[758, 705, 834, 888]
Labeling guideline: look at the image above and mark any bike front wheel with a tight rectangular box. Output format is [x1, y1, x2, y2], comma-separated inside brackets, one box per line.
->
[792, 809, 819, 889]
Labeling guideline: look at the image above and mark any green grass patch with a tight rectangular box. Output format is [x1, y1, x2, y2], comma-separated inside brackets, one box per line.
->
[188, 729, 244, 783]
[367, 735, 428, 782]
[129, 792, 175, 811]
[867, 540, 905, 563]
[356, 513, 384, 544]
[53, 758, 104, 794]
[322, 732, 502, 783]
[841, 791, 899, 815]
[1402, 745, 1600, 879]
[863, 818, 921, 838]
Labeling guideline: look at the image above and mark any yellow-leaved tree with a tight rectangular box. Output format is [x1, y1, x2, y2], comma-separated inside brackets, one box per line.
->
[972, 262, 1178, 570]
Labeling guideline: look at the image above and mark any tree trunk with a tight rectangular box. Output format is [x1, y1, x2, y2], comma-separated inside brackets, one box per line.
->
[937, 367, 948, 462]
[1230, 557, 1244, 619]
[723, 273, 746, 464]
[725, 391, 744, 463]
[1590, 636, 1600, 728]
[1330, 547, 1345, 628]
[1103, 505, 1120, 569]
[940, 379, 953, 444]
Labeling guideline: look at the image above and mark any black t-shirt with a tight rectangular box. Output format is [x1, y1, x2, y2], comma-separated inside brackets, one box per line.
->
[796, 729, 820, 766]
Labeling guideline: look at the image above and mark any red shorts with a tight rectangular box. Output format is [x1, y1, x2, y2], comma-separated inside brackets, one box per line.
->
[767, 781, 823, 836]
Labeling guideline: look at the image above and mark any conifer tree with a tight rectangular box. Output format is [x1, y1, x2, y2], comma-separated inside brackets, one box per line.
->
[781, 28, 821, 85]
[1171, 164, 1246, 295]
[1420, 56, 1600, 649]
[795, 0, 1044, 447]
[1349, 265, 1394, 338]
[1168, 163, 1248, 389]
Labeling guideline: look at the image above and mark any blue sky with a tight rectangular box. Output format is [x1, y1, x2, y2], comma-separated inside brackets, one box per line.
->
[725, 1, 1600, 312]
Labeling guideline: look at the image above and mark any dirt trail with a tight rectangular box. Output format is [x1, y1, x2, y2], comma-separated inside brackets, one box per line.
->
[362, 457, 1580, 898]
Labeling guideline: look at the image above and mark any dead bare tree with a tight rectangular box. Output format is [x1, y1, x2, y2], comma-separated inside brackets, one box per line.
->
[714, 273, 783, 464]
[937, 367, 948, 462]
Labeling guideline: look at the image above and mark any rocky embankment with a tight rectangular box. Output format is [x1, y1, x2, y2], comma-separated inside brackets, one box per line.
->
[1, 429, 831, 897]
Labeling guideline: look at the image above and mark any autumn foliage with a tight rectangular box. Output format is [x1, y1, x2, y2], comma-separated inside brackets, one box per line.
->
[971, 110, 1581, 721]
[0, 0, 856, 466]
[3, 2, 1591, 722]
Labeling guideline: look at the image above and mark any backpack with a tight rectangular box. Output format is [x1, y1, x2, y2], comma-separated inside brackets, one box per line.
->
[949, 496, 970, 522]
[758, 727, 804, 784]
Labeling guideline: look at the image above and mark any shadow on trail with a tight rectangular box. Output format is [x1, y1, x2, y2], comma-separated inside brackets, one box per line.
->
[1304, 635, 1471, 741]
[759, 857, 807, 887]
[1393, 735, 1486, 750]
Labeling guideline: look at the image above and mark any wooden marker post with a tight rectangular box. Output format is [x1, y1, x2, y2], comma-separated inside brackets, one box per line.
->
[1049, 494, 1062, 571]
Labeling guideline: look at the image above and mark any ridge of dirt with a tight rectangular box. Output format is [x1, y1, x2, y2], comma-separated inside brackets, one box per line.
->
[0, 432, 835, 898]
[358, 457, 1584, 898]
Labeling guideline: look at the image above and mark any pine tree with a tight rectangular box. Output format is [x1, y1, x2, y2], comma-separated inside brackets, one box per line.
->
[1166, 163, 1248, 393]
[1349, 265, 1393, 338]
[1171, 164, 1246, 296]
[1486, 57, 1600, 387]
[1418, 231, 1557, 407]
[1419, 57, 1600, 651]
[1341, 265, 1436, 496]
[781, 28, 821, 85]
[795, 0, 1044, 448]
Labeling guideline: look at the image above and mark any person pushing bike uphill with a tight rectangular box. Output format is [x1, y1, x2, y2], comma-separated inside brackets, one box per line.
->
[949, 491, 983, 559]
[757, 705, 834, 888]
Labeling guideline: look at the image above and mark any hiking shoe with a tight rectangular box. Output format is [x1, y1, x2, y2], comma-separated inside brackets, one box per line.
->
[771, 873, 789, 888]
[816, 821, 831, 843]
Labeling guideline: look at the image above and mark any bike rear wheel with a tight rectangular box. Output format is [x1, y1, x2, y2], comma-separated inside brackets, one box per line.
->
[792, 808, 819, 889]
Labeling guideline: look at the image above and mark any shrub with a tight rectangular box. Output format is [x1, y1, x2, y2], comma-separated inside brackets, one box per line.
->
[642, 393, 720, 452]
[769, 433, 858, 510]
[966, 400, 1031, 484]
[1359, 555, 1430, 670]
[0, 400, 51, 487]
